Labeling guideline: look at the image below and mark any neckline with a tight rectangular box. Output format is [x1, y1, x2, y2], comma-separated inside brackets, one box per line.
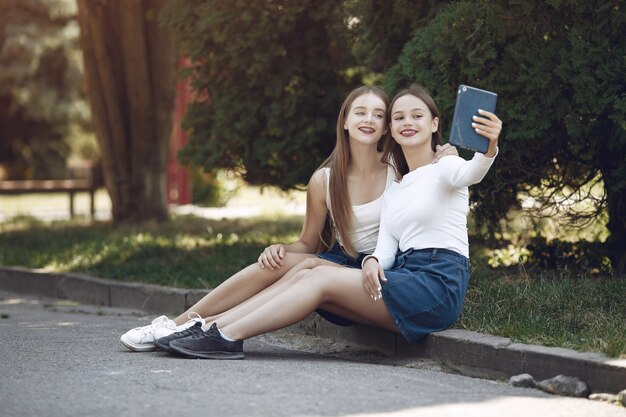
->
[352, 166, 392, 208]
[352, 192, 383, 208]
[396, 162, 434, 185]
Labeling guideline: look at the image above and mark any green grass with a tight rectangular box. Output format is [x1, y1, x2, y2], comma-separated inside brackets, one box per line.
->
[0, 215, 301, 289]
[0, 215, 624, 359]
[458, 265, 626, 358]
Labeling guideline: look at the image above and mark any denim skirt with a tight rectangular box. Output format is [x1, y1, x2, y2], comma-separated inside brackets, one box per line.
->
[313, 243, 366, 326]
[316, 243, 366, 268]
[381, 248, 469, 343]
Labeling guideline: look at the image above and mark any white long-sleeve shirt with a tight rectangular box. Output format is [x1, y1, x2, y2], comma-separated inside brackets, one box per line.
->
[369, 152, 496, 269]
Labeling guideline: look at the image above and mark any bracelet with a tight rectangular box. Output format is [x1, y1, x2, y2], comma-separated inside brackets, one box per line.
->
[361, 255, 379, 269]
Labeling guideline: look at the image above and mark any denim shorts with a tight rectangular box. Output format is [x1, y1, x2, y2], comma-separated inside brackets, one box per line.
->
[314, 243, 366, 326]
[315, 243, 367, 268]
[381, 248, 470, 343]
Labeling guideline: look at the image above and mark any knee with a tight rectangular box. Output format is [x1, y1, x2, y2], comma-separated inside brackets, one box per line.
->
[284, 258, 323, 278]
[309, 265, 338, 276]
[290, 267, 317, 283]
[299, 257, 323, 270]
[300, 266, 336, 286]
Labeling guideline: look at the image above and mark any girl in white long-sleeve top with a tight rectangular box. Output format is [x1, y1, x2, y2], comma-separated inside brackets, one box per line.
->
[361, 84, 501, 342]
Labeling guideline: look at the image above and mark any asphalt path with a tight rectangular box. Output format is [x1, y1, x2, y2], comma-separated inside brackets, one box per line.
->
[0, 290, 623, 417]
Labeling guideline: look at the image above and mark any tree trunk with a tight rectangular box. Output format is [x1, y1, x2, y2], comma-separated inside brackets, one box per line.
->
[603, 180, 626, 276]
[598, 123, 626, 276]
[76, 0, 176, 222]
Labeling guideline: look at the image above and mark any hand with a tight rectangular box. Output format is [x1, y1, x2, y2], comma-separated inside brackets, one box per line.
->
[258, 244, 285, 270]
[432, 143, 459, 164]
[472, 109, 502, 157]
[362, 258, 387, 301]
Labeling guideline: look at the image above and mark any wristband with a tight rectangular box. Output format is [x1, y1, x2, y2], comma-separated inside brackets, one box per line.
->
[361, 255, 379, 269]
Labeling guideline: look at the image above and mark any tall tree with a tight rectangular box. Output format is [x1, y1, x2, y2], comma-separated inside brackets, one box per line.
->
[0, 0, 88, 180]
[348, 0, 448, 73]
[385, 0, 626, 273]
[161, 0, 353, 190]
[76, 0, 176, 222]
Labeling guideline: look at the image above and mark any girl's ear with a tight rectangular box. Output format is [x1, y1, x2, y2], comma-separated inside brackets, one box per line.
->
[432, 117, 439, 133]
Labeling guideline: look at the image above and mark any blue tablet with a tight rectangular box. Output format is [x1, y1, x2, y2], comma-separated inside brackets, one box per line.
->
[448, 85, 498, 154]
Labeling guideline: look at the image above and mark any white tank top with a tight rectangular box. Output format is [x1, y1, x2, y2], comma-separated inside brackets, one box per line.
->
[323, 165, 395, 255]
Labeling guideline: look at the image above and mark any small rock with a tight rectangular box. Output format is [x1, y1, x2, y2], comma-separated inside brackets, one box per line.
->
[619, 389, 626, 407]
[536, 374, 590, 398]
[509, 373, 536, 388]
[589, 393, 618, 403]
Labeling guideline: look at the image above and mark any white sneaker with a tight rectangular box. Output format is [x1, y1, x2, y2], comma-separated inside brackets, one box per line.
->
[120, 313, 205, 352]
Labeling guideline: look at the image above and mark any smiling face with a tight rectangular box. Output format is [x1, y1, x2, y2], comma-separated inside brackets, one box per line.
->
[343, 93, 387, 146]
[390, 94, 439, 150]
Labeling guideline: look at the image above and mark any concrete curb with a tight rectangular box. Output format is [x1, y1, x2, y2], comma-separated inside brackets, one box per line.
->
[1, 266, 624, 394]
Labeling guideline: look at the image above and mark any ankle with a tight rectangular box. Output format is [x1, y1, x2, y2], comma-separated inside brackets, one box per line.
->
[218, 328, 237, 342]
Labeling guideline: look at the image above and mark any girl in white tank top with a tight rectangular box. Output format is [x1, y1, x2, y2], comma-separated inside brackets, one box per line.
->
[322, 165, 395, 255]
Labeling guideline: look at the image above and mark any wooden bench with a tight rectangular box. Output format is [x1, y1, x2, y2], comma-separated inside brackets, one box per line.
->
[0, 162, 100, 218]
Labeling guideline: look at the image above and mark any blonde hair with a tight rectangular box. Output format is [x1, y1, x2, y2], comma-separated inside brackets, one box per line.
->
[318, 86, 389, 258]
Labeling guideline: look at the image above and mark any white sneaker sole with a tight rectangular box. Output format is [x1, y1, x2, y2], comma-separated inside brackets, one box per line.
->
[120, 335, 157, 352]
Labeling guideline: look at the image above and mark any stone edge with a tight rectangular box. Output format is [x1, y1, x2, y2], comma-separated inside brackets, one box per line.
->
[1, 266, 624, 393]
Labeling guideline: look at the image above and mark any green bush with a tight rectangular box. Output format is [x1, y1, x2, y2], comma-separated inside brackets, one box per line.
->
[161, 0, 355, 190]
[384, 0, 626, 272]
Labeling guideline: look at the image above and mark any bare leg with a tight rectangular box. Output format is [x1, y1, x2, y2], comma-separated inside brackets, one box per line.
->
[315, 302, 381, 327]
[173, 252, 314, 325]
[206, 258, 342, 328]
[220, 265, 398, 340]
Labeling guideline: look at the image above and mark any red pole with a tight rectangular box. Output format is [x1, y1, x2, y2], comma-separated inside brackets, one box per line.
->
[167, 57, 192, 205]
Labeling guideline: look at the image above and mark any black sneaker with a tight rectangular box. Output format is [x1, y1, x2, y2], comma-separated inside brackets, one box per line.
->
[169, 323, 245, 359]
[154, 321, 205, 353]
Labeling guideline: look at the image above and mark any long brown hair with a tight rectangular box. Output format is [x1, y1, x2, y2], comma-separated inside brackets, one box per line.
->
[317, 86, 389, 258]
[383, 84, 442, 178]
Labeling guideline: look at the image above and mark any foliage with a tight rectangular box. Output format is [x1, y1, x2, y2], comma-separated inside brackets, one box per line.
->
[160, 0, 355, 190]
[385, 0, 626, 271]
[524, 236, 612, 273]
[148, 0, 626, 269]
[190, 169, 240, 207]
[347, 0, 449, 73]
[0, 0, 91, 179]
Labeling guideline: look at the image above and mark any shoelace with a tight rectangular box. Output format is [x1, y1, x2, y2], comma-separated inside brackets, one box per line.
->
[189, 323, 217, 339]
[190, 331, 209, 340]
[171, 322, 203, 338]
[132, 316, 172, 335]
[174, 311, 204, 330]
[187, 311, 202, 321]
